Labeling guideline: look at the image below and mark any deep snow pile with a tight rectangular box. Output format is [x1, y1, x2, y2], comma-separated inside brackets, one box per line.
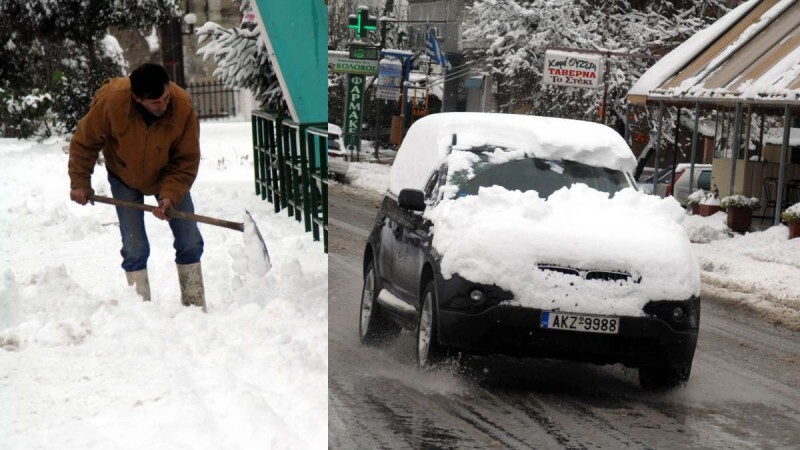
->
[425, 185, 700, 317]
[344, 161, 390, 194]
[0, 121, 327, 449]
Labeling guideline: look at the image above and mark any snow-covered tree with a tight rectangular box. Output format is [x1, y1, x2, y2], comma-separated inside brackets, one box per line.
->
[0, 0, 179, 138]
[462, 0, 731, 120]
[196, 0, 284, 113]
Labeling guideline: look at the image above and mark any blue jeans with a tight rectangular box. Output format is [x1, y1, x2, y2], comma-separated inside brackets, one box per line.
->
[108, 171, 204, 272]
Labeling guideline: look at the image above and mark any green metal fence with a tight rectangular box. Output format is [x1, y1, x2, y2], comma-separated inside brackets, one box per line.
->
[252, 111, 328, 252]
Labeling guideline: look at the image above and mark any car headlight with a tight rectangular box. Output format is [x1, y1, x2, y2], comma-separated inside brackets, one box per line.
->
[469, 289, 485, 305]
[644, 297, 700, 330]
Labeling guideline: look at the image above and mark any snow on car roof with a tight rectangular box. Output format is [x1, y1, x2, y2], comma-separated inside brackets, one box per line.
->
[389, 113, 636, 196]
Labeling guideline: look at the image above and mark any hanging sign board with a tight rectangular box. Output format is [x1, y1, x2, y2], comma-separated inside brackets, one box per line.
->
[333, 58, 379, 75]
[375, 58, 402, 100]
[542, 50, 603, 88]
[377, 59, 402, 87]
[376, 86, 401, 101]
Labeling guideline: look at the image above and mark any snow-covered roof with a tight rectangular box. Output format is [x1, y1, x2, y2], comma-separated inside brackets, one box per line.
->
[629, 0, 800, 106]
[389, 113, 636, 196]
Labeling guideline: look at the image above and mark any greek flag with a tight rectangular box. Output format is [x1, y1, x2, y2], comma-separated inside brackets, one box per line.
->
[426, 28, 451, 71]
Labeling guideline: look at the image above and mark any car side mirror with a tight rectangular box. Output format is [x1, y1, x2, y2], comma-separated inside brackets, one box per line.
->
[398, 189, 425, 211]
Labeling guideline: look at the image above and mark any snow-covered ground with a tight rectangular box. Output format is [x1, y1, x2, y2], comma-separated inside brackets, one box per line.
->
[682, 212, 800, 330]
[342, 161, 391, 194]
[342, 161, 800, 329]
[0, 122, 327, 449]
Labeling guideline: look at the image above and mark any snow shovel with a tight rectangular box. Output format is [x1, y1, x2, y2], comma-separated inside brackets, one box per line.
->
[88, 194, 271, 269]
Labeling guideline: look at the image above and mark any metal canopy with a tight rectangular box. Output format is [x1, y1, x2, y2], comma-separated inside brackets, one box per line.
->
[626, 0, 800, 227]
[629, 0, 800, 108]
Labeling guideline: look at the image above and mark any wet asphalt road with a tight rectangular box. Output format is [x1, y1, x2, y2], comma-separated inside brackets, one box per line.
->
[328, 183, 800, 449]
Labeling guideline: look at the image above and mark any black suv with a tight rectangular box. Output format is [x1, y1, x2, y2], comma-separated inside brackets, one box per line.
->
[358, 114, 700, 390]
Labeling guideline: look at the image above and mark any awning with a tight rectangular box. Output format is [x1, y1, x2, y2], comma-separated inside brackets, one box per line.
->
[629, 0, 800, 107]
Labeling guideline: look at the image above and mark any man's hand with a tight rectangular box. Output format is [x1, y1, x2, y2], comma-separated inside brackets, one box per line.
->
[154, 198, 173, 221]
[70, 188, 94, 205]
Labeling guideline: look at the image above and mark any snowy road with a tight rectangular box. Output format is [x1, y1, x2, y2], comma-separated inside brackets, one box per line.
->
[328, 183, 800, 449]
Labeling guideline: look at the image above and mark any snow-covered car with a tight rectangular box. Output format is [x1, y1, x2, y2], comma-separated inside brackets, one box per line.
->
[327, 123, 348, 181]
[327, 123, 346, 158]
[359, 113, 701, 389]
[670, 164, 712, 206]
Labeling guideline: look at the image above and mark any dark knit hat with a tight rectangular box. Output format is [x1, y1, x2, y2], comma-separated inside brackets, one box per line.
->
[129, 63, 170, 99]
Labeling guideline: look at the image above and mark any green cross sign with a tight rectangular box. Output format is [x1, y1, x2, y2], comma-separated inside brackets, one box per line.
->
[348, 7, 377, 39]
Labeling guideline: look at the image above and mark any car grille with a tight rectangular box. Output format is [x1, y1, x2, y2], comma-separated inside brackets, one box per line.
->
[538, 264, 640, 284]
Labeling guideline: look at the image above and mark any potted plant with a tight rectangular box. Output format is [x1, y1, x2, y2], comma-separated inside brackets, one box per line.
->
[686, 189, 706, 215]
[697, 189, 722, 217]
[781, 203, 800, 239]
[721, 194, 760, 233]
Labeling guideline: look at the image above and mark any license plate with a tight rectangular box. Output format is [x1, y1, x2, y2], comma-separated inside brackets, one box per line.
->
[540, 311, 620, 334]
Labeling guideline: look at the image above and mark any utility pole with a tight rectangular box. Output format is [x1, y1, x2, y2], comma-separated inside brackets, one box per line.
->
[374, 18, 392, 161]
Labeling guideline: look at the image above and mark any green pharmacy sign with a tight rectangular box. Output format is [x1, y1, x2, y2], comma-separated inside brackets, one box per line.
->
[348, 7, 378, 39]
[344, 75, 365, 153]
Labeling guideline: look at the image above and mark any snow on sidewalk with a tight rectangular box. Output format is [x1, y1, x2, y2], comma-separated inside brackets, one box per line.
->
[343, 161, 800, 329]
[683, 212, 800, 330]
[0, 121, 327, 449]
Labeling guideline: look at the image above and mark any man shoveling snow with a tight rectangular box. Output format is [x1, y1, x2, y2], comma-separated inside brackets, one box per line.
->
[68, 63, 206, 311]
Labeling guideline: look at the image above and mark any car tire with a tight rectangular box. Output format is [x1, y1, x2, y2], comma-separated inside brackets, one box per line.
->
[639, 364, 691, 390]
[417, 280, 447, 368]
[359, 261, 400, 345]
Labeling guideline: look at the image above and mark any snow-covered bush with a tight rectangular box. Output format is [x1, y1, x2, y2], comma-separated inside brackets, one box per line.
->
[721, 195, 760, 211]
[701, 192, 720, 206]
[782, 203, 800, 223]
[0, 0, 178, 138]
[196, 0, 284, 112]
[0, 88, 54, 138]
[690, 189, 720, 206]
[687, 189, 707, 206]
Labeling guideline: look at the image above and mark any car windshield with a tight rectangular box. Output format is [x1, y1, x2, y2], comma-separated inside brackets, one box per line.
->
[447, 150, 630, 198]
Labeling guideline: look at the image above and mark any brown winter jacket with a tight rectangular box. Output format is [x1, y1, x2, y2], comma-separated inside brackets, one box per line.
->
[68, 78, 200, 205]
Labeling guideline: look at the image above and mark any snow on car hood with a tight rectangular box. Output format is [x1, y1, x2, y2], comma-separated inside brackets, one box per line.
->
[424, 184, 701, 317]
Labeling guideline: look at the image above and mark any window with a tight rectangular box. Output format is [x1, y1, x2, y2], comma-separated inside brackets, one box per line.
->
[697, 171, 711, 191]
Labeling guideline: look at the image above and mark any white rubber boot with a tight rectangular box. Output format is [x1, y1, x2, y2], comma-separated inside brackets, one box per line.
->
[177, 262, 207, 312]
[125, 269, 151, 301]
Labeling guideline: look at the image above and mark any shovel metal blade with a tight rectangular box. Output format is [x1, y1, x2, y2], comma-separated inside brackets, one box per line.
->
[244, 210, 271, 273]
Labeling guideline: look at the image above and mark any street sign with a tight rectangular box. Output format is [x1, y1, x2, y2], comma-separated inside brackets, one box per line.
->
[328, 50, 348, 67]
[376, 86, 401, 101]
[349, 44, 379, 60]
[333, 58, 379, 75]
[344, 75, 365, 154]
[542, 50, 603, 88]
[376, 59, 402, 101]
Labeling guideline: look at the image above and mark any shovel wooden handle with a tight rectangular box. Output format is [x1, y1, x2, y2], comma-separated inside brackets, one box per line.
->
[88, 194, 244, 232]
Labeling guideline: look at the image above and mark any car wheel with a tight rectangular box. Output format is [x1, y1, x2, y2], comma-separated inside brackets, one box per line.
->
[639, 364, 691, 390]
[417, 280, 447, 368]
[359, 261, 399, 345]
